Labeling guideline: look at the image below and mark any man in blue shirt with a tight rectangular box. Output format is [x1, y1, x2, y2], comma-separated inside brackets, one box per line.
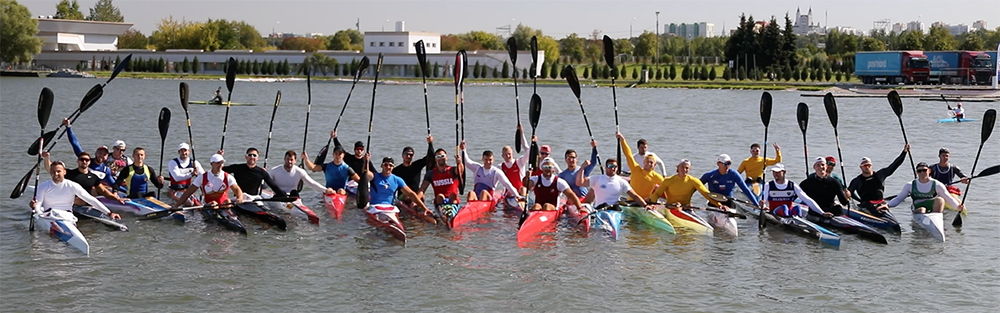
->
[700, 154, 760, 208]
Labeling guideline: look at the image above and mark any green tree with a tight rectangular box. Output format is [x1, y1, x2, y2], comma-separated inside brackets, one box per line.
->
[634, 31, 657, 58]
[958, 33, 985, 50]
[501, 60, 509, 78]
[631, 67, 638, 79]
[559, 33, 586, 63]
[473, 61, 481, 78]
[682, 63, 691, 80]
[492, 67, 499, 78]
[433, 61, 440, 78]
[582, 67, 590, 79]
[538, 62, 547, 79]
[181, 57, 189, 73]
[669, 63, 677, 80]
[191, 56, 200, 74]
[709, 67, 717, 80]
[521, 68, 528, 79]
[549, 62, 559, 79]
[87, 0, 123, 22]
[738, 66, 747, 80]
[783, 65, 792, 81]
[1, 0, 43, 65]
[924, 25, 957, 50]
[896, 30, 924, 50]
[860, 37, 887, 51]
[655, 68, 662, 80]
[327, 30, 353, 50]
[117, 28, 147, 49]
[722, 67, 731, 80]
[55, 0, 84, 20]
[602, 65, 610, 79]
[618, 65, 626, 79]
[252, 59, 260, 75]
[157, 57, 165, 72]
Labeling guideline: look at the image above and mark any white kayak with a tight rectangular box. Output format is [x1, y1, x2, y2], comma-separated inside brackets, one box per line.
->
[706, 210, 739, 237]
[33, 208, 90, 255]
[912, 212, 945, 242]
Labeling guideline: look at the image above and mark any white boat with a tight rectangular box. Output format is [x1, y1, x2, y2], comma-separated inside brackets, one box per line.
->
[706, 210, 739, 237]
[259, 190, 319, 225]
[33, 208, 90, 255]
[912, 212, 945, 242]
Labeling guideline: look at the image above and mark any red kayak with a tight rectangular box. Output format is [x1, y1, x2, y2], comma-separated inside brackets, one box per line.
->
[516, 204, 566, 244]
[563, 203, 591, 233]
[396, 199, 438, 224]
[324, 193, 347, 219]
[365, 204, 406, 244]
[449, 191, 501, 229]
[261, 189, 319, 224]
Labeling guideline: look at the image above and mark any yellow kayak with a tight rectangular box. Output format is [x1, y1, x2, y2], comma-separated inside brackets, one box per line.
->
[655, 205, 713, 236]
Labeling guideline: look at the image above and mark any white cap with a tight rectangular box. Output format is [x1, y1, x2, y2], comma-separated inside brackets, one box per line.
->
[717, 154, 732, 163]
[770, 163, 786, 172]
[210, 154, 225, 163]
[177, 143, 190, 151]
[113, 140, 126, 148]
[677, 159, 691, 166]
[860, 157, 872, 166]
[540, 157, 557, 166]
[813, 157, 826, 165]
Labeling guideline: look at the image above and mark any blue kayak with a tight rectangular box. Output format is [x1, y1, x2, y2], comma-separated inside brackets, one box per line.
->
[938, 117, 978, 123]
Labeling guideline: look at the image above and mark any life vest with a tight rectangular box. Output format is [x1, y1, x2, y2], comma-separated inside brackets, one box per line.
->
[533, 175, 561, 206]
[501, 161, 523, 191]
[200, 171, 232, 204]
[430, 166, 460, 198]
[169, 157, 196, 189]
[766, 180, 797, 211]
[910, 179, 937, 206]
[122, 164, 152, 198]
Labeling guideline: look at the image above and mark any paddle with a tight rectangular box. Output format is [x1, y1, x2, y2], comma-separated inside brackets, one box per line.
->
[219, 57, 238, 151]
[797, 102, 810, 176]
[823, 93, 849, 216]
[26, 130, 56, 156]
[415, 40, 432, 136]
[887, 90, 916, 178]
[357, 53, 384, 210]
[262, 90, 281, 168]
[954, 108, 996, 227]
[139, 197, 298, 220]
[453, 50, 468, 195]
[27, 88, 54, 231]
[530, 36, 539, 93]
[179, 82, 196, 162]
[603, 35, 622, 167]
[506, 37, 523, 153]
[686, 205, 748, 219]
[156, 107, 171, 199]
[562, 65, 603, 174]
[884, 164, 1000, 201]
[518, 94, 542, 229]
[942, 94, 953, 111]
[314, 56, 370, 165]
[758, 92, 772, 228]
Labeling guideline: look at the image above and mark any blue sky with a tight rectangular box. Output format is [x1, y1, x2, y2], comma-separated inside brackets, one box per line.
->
[22, 0, 1000, 37]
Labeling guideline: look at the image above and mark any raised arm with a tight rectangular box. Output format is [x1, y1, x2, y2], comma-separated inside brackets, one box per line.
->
[582, 142, 598, 176]
[618, 133, 640, 173]
[576, 160, 593, 187]
[301, 151, 324, 172]
[65, 121, 85, 157]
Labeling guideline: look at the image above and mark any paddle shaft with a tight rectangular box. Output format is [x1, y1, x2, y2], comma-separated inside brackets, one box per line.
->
[263, 90, 281, 168]
[513, 70, 522, 151]
[183, 105, 196, 162]
[896, 116, 917, 178]
[611, 75, 621, 165]
[575, 98, 603, 174]
[300, 69, 313, 169]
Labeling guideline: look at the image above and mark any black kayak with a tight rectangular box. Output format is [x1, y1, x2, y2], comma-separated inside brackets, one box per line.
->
[73, 206, 128, 231]
[233, 202, 287, 231]
[806, 214, 889, 244]
[200, 207, 248, 235]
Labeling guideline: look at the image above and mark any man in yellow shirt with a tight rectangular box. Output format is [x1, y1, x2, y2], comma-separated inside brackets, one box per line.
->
[618, 132, 663, 199]
[648, 159, 725, 208]
[737, 143, 781, 195]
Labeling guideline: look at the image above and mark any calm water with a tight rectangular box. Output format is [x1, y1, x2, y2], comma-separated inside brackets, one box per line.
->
[1, 77, 998, 312]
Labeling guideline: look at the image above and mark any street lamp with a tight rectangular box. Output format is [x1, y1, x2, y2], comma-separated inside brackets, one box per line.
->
[273, 21, 279, 37]
[655, 11, 660, 65]
[630, 18, 636, 39]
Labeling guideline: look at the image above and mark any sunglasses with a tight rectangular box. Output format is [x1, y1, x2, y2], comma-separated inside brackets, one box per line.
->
[917, 168, 928, 173]
[541, 165, 554, 170]
[247, 154, 258, 158]
[540, 152, 550, 156]
[861, 164, 872, 168]
[719, 161, 732, 166]
[382, 162, 394, 167]
[435, 154, 447, 159]
[827, 162, 837, 166]
[403, 153, 415, 157]
[606, 164, 618, 169]
[78, 158, 91, 162]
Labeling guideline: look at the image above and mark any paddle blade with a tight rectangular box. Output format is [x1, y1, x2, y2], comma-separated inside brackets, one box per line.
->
[225, 57, 238, 94]
[973, 164, 1000, 179]
[529, 143, 539, 169]
[530, 36, 539, 67]
[563, 65, 581, 99]
[79, 84, 103, 114]
[158, 107, 171, 141]
[27, 130, 57, 156]
[823, 92, 838, 128]
[37, 87, 54, 129]
[760, 92, 772, 127]
[981, 109, 996, 142]
[797, 102, 809, 134]
[454, 51, 466, 88]
[10, 169, 33, 199]
[515, 129, 522, 153]
[357, 173, 369, 210]
[415, 40, 427, 76]
[179, 82, 190, 111]
[506, 37, 518, 66]
[313, 145, 329, 165]
[707, 192, 730, 203]
[887, 90, 903, 117]
[529, 94, 542, 130]
[602, 35, 616, 70]
[356, 56, 371, 80]
[107, 54, 131, 84]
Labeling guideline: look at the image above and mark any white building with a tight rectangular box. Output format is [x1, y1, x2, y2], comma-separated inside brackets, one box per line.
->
[364, 21, 441, 54]
[793, 7, 823, 35]
[665, 22, 715, 39]
[892, 23, 907, 33]
[944, 24, 970, 36]
[35, 18, 132, 51]
[830, 26, 863, 36]
[906, 21, 925, 33]
[972, 20, 988, 30]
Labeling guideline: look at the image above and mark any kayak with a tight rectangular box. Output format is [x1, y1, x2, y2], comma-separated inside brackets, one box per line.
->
[448, 192, 500, 229]
[345, 180, 359, 195]
[845, 208, 901, 234]
[705, 209, 739, 237]
[657, 205, 714, 236]
[623, 205, 675, 235]
[260, 189, 319, 224]
[436, 203, 461, 226]
[33, 208, 89, 255]
[396, 199, 438, 224]
[199, 205, 248, 235]
[100, 195, 184, 221]
[516, 197, 568, 244]
[938, 117, 978, 123]
[593, 209, 623, 239]
[911, 212, 945, 242]
[72, 206, 128, 231]
[232, 200, 287, 231]
[500, 195, 525, 216]
[563, 203, 592, 233]
[737, 204, 841, 248]
[132, 197, 186, 222]
[365, 204, 406, 243]
[188, 100, 256, 106]
[324, 193, 347, 219]
[805, 214, 888, 244]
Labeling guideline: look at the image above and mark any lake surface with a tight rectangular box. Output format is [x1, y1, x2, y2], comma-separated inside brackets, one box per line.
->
[1, 77, 998, 312]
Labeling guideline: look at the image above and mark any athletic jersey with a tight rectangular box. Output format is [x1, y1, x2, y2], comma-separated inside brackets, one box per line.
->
[369, 173, 406, 205]
[64, 168, 102, 195]
[392, 144, 432, 191]
[65, 127, 115, 186]
[113, 164, 163, 199]
[700, 169, 760, 207]
[269, 165, 325, 193]
[848, 149, 907, 202]
[929, 163, 966, 185]
[461, 149, 517, 194]
[588, 174, 631, 206]
[222, 163, 285, 197]
[321, 161, 355, 190]
[528, 175, 569, 206]
[33, 179, 111, 214]
[886, 178, 961, 209]
[424, 166, 461, 198]
[650, 174, 715, 207]
[105, 154, 133, 177]
[502, 161, 524, 192]
[762, 180, 823, 215]
[558, 148, 599, 198]
[621, 138, 664, 199]
[168, 157, 203, 190]
[628, 151, 666, 175]
[799, 174, 850, 211]
[194, 170, 238, 204]
[737, 151, 782, 181]
[808, 172, 846, 188]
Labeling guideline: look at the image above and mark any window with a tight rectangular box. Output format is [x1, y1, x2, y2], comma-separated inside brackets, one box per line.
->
[398, 42, 404, 47]
[370, 42, 375, 47]
[389, 42, 394, 47]
[432, 43, 437, 48]
[379, 42, 385, 47]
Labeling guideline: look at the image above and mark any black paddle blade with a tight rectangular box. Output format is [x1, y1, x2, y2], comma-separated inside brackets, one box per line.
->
[158, 107, 171, 141]
[760, 92, 773, 127]
[80, 84, 103, 114]
[314, 144, 329, 165]
[179, 82, 190, 111]
[981, 109, 996, 142]
[887, 90, 903, 117]
[27, 130, 57, 156]
[602, 35, 616, 70]
[823, 92, 838, 128]
[506, 37, 518, 66]
[530, 36, 539, 66]
[515, 129, 522, 153]
[563, 65, 581, 99]
[10, 169, 33, 199]
[415, 40, 427, 76]
[108, 54, 131, 84]
[225, 57, 238, 93]
[37, 87, 54, 129]
[356, 56, 371, 80]
[356, 174, 369, 210]
[454, 51, 466, 88]
[529, 142, 539, 170]
[973, 164, 1000, 179]
[529, 94, 542, 130]
[797, 102, 809, 134]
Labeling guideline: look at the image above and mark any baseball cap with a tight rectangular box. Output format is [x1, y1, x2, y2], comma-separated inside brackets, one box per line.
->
[717, 154, 732, 163]
[825, 156, 837, 165]
[860, 157, 872, 166]
[210, 154, 225, 163]
[113, 140, 126, 148]
[916, 162, 929, 169]
[96, 145, 109, 152]
[177, 143, 190, 151]
[677, 159, 691, 166]
[541, 157, 556, 166]
[381, 157, 395, 164]
[813, 157, 826, 165]
[540, 145, 552, 153]
[770, 163, 786, 172]
[333, 146, 346, 154]
[354, 141, 365, 149]
[401, 146, 414, 154]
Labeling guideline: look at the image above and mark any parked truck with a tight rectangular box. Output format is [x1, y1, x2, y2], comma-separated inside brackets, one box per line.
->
[926, 51, 994, 85]
[854, 51, 930, 84]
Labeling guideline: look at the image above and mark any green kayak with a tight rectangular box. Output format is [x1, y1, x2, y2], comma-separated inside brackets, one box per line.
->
[623, 205, 675, 234]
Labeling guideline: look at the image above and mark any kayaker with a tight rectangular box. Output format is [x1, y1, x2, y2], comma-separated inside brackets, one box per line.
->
[558, 140, 598, 199]
[329, 130, 376, 176]
[577, 157, 649, 209]
[460, 140, 519, 202]
[952, 103, 965, 119]
[392, 135, 434, 192]
[530, 144, 561, 176]
[808, 156, 850, 199]
[760, 163, 823, 217]
[41, 151, 124, 218]
[111, 147, 164, 199]
[929, 148, 970, 188]
[268, 150, 332, 195]
[500, 125, 531, 197]
[736, 143, 782, 190]
[648, 159, 725, 208]
[105, 140, 133, 178]
[365, 156, 433, 216]
[62, 118, 115, 186]
[167, 142, 204, 204]
[618, 132, 664, 199]
[627, 138, 666, 175]
[211, 87, 223, 104]
[848, 144, 909, 215]
[220, 147, 287, 197]
[525, 157, 583, 211]
[172, 154, 245, 209]
[699, 154, 760, 208]
[799, 157, 851, 217]
[303, 145, 360, 194]
[885, 162, 965, 213]
[418, 148, 464, 205]
[30, 161, 116, 220]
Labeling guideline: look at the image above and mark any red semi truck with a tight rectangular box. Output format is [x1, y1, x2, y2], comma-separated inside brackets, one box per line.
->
[926, 51, 995, 85]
